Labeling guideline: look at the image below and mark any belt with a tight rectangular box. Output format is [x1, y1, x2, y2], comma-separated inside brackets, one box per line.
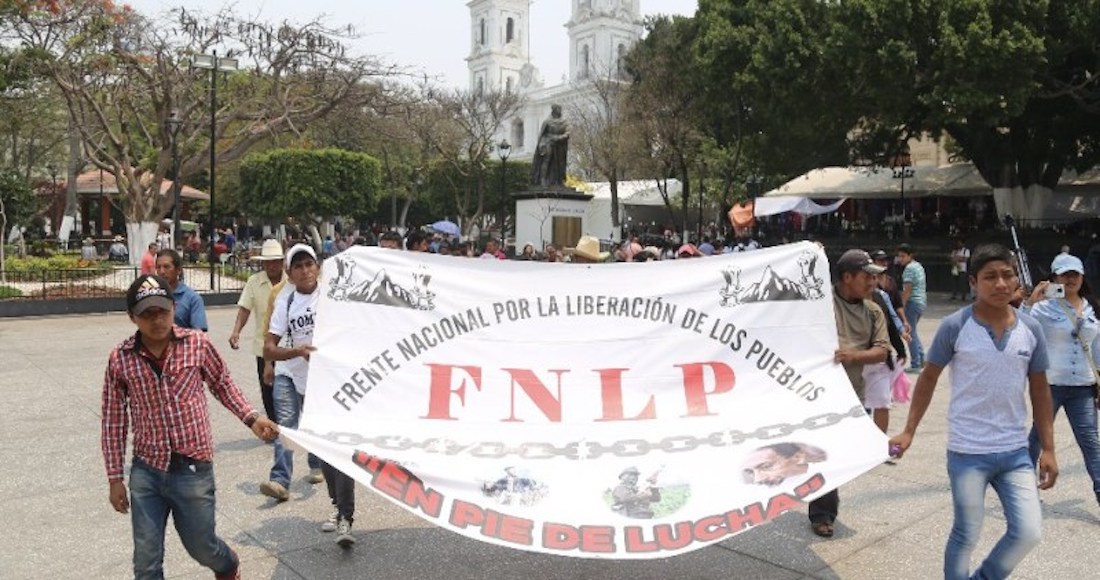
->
[168, 453, 211, 472]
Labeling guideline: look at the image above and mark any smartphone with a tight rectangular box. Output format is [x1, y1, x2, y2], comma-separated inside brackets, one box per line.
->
[1045, 283, 1066, 299]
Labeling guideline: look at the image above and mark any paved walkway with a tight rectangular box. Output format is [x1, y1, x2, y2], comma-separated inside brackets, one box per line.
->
[1, 294, 1097, 579]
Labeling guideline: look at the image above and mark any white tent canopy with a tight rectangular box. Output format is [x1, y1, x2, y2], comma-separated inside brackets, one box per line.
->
[764, 163, 992, 199]
[753, 197, 846, 217]
[584, 179, 682, 207]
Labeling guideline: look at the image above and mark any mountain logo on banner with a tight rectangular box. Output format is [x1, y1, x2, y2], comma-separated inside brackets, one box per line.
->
[719, 250, 825, 307]
[327, 255, 436, 310]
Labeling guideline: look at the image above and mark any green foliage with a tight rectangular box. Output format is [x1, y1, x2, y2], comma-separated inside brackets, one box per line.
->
[694, 0, 1100, 189]
[239, 148, 382, 221]
[2, 254, 108, 273]
[421, 158, 532, 222]
[0, 285, 23, 299]
[0, 170, 40, 227]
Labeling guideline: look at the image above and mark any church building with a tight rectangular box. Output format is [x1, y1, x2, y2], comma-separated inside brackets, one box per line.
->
[466, 0, 643, 158]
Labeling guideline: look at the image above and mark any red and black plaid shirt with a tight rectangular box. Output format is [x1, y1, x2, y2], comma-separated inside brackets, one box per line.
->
[101, 326, 258, 482]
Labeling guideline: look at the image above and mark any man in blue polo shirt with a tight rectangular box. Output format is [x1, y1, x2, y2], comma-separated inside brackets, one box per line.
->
[890, 243, 1057, 580]
[155, 249, 208, 331]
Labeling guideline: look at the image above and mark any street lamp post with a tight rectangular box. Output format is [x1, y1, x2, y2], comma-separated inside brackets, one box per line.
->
[165, 109, 183, 250]
[191, 51, 239, 290]
[47, 165, 59, 248]
[496, 139, 511, 247]
[890, 144, 914, 238]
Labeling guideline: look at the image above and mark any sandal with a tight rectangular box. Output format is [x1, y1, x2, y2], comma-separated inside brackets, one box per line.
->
[811, 522, 834, 538]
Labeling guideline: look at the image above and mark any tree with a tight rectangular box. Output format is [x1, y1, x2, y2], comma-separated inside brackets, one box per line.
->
[693, 1, 852, 191]
[238, 148, 381, 241]
[696, 0, 1100, 223]
[4, 1, 399, 262]
[427, 88, 525, 236]
[625, 15, 706, 238]
[0, 170, 39, 283]
[0, 46, 67, 181]
[569, 68, 643, 240]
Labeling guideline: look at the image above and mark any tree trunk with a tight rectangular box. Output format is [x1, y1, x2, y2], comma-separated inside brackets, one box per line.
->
[126, 221, 159, 266]
[992, 184, 1052, 225]
[609, 176, 621, 242]
[57, 118, 82, 247]
[399, 197, 412, 230]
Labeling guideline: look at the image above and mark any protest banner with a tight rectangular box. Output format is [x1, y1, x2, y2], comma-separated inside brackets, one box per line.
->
[281, 241, 888, 559]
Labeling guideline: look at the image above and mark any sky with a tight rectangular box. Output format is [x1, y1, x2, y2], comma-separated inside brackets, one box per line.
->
[125, 0, 698, 88]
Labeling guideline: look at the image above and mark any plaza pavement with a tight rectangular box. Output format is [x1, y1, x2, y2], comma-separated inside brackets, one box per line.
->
[1, 294, 1098, 580]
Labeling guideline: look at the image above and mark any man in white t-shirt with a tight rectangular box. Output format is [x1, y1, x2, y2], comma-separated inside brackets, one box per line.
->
[259, 244, 357, 547]
[890, 243, 1057, 580]
[949, 239, 971, 301]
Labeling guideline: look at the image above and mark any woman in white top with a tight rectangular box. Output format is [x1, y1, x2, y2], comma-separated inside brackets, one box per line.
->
[1023, 253, 1100, 506]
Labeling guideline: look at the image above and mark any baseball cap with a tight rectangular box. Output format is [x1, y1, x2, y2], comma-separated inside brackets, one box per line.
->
[1051, 253, 1084, 275]
[285, 243, 318, 268]
[869, 249, 889, 261]
[836, 249, 886, 274]
[126, 274, 174, 315]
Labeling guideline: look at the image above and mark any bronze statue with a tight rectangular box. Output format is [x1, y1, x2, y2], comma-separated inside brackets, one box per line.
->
[531, 104, 569, 187]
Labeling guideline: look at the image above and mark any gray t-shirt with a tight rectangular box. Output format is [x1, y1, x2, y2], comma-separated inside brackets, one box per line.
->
[927, 306, 1049, 454]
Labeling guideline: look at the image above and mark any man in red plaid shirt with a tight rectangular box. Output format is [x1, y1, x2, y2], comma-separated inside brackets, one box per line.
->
[102, 274, 278, 580]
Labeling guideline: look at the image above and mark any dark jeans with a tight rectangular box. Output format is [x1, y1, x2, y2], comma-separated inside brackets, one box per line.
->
[322, 462, 356, 523]
[254, 356, 275, 420]
[952, 272, 970, 299]
[129, 457, 238, 579]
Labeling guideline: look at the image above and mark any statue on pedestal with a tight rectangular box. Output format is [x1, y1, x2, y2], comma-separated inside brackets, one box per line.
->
[531, 104, 569, 188]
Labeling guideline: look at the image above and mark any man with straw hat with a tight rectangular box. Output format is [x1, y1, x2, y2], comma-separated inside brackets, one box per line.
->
[229, 239, 286, 421]
[572, 235, 609, 264]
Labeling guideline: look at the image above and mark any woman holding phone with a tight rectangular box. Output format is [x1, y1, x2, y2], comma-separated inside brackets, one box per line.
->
[1022, 253, 1100, 506]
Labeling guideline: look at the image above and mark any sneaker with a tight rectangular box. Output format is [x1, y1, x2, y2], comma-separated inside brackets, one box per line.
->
[320, 506, 339, 532]
[307, 467, 325, 484]
[259, 480, 289, 502]
[336, 518, 355, 547]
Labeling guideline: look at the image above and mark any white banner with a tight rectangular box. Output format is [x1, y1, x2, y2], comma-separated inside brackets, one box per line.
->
[282, 242, 887, 559]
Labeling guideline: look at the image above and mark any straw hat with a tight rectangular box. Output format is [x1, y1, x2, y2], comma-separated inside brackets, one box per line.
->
[574, 235, 610, 262]
[251, 239, 285, 261]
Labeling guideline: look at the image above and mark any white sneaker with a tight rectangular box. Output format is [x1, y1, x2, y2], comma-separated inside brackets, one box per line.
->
[307, 467, 324, 484]
[320, 507, 339, 533]
[336, 518, 355, 547]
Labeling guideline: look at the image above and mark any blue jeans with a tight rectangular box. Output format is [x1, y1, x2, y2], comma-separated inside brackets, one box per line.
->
[945, 448, 1042, 580]
[270, 374, 321, 487]
[905, 301, 926, 368]
[129, 457, 237, 579]
[1028, 384, 1100, 503]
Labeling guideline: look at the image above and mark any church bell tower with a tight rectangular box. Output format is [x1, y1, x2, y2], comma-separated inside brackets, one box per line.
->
[467, 0, 532, 94]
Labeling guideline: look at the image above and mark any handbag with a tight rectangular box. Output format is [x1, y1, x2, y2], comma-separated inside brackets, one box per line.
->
[892, 369, 912, 404]
[1054, 299, 1100, 408]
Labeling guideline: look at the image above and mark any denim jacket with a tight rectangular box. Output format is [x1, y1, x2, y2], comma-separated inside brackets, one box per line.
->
[1023, 299, 1100, 386]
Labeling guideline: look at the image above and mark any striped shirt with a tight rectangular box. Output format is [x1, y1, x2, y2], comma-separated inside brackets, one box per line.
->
[101, 327, 257, 482]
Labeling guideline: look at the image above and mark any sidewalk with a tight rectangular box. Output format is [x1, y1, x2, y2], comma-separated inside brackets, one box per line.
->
[1, 294, 1096, 579]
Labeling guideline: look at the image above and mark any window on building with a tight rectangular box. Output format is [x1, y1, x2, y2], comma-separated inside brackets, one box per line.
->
[476, 77, 484, 95]
[479, 18, 486, 46]
[506, 77, 513, 93]
[506, 18, 515, 43]
[512, 119, 525, 149]
[580, 45, 590, 79]
[617, 44, 626, 78]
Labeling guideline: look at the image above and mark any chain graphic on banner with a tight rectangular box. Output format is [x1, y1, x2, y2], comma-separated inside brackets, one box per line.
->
[302, 405, 866, 461]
